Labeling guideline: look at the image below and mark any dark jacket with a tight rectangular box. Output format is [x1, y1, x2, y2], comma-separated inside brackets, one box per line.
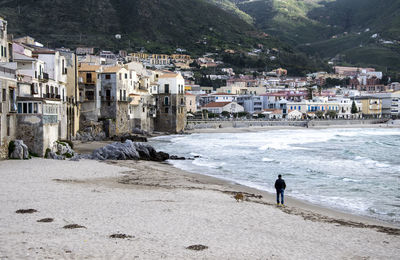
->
[275, 179, 286, 190]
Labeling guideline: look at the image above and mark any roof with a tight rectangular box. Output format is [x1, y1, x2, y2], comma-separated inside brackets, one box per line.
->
[203, 102, 231, 108]
[13, 52, 36, 61]
[79, 64, 101, 72]
[159, 73, 179, 79]
[102, 66, 123, 73]
[211, 92, 235, 96]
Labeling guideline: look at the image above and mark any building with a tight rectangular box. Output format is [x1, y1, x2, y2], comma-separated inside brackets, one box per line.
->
[366, 93, 395, 118]
[78, 64, 101, 123]
[59, 50, 80, 138]
[355, 96, 382, 118]
[202, 101, 244, 114]
[237, 95, 266, 113]
[185, 93, 197, 113]
[99, 66, 134, 135]
[76, 47, 95, 56]
[334, 66, 375, 76]
[0, 63, 17, 158]
[0, 17, 11, 62]
[211, 93, 237, 103]
[154, 73, 186, 133]
[391, 92, 400, 118]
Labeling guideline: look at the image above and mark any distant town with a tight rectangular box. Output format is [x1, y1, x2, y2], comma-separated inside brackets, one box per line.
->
[1, 16, 399, 159]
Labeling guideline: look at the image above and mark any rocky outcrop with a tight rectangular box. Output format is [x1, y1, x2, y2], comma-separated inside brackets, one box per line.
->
[91, 140, 169, 161]
[9, 140, 30, 160]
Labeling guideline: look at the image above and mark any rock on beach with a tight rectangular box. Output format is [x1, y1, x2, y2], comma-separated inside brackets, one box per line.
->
[91, 140, 169, 161]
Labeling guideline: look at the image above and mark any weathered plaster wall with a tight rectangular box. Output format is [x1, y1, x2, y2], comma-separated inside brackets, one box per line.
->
[16, 115, 44, 156]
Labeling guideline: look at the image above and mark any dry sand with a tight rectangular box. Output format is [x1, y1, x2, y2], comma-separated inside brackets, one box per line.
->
[0, 158, 399, 260]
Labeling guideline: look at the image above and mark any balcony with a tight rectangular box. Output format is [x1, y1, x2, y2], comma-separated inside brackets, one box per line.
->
[39, 73, 49, 83]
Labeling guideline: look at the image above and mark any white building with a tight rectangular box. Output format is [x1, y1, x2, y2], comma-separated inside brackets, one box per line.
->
[202, 101, 244, 114]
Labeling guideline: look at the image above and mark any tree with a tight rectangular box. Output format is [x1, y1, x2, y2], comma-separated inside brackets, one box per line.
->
[306, 86, 313, 100]
[315, 110, 324, 119]
[351, 100, 358, 114]
[326, 110, 337, 119]
[221, 111, 230, 117]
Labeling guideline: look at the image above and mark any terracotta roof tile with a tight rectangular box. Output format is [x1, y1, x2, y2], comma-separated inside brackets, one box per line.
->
[203, 102, 231, 108]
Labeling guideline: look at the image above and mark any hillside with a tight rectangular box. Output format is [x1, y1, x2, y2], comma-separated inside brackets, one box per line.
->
[0, 0, 329, 75]
[0, 0, 267, 53]
[232, 0, 400, 74]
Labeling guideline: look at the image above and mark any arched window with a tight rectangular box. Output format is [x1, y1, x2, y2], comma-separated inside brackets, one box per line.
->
[164, 96, 169, 106]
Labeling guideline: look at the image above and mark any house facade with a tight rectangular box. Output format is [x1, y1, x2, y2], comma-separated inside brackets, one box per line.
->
[0, 63, 17, 158]
[154, 73, 186, 133]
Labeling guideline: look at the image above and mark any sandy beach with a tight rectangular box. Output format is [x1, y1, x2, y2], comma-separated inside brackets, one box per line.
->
[0, 158, 399, 260]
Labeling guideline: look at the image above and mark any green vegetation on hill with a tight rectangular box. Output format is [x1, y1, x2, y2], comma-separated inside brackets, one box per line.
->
[0, 0, 270, 54]
[1, 0, 399, 75]
[235, 0, 400, 73]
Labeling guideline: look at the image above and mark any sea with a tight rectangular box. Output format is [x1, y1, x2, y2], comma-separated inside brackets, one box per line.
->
[149, 128, 400, 224]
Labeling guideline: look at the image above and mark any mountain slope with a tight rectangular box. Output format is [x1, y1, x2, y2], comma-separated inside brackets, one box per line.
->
[0, 0, 267, 53]
[233, 0, 400, 73]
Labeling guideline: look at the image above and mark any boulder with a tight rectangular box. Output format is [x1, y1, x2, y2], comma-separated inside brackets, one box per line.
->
[91, 140, 169, 161]
[45, 151, 65, 160]
[46, 141, 76, 160]
[9, 140, 29, 160]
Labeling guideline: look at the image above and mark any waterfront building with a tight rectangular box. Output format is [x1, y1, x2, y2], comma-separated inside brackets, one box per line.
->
[354, 96, 382, 118]
[202, 101, 244, 114]
[0, 63, 17, 158]
[154, 72, 187, 133]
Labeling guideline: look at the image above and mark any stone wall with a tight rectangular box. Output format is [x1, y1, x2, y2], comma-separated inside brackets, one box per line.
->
[116, 102, 131, 135]
[16, 114, 44, 156]
[186, 119, 386, 131]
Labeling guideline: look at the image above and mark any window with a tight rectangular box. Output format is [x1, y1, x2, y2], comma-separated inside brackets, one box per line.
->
[123, 90, 126, 101]
[86, 73, 92, 82]
[119, 73, 122, 80]
[180, 98, 184, 105]
[23, 103, 27, 113]
[164, 84, 169, 94]
[2, 89, 6, 101]
[6, 115, 10, 136]
[33, 103, 38, 113]
[120, 90, 122, 101]
[105, 74, 111, 80]
[125, 73, 128, 79]
[164, 107, 169, 113]
[164, 96, 169, 106]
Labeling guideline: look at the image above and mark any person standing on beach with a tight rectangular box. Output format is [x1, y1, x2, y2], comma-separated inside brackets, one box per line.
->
[275, 175, 286, 205]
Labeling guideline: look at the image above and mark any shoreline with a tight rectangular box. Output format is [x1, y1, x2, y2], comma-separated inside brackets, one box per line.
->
[160, 160, 400, 229]
[74, 125, 400, 228]
[185, 122, 400, 134]
[0, 158, 399, 259]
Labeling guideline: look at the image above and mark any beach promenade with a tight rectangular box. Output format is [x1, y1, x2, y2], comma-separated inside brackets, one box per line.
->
[0, 158, 399, 259]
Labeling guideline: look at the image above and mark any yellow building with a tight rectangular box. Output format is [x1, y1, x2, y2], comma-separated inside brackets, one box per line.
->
[356, 96, 382, 118]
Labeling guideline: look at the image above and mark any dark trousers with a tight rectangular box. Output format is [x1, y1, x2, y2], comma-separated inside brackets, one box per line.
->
[276, 189, 284, 204]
